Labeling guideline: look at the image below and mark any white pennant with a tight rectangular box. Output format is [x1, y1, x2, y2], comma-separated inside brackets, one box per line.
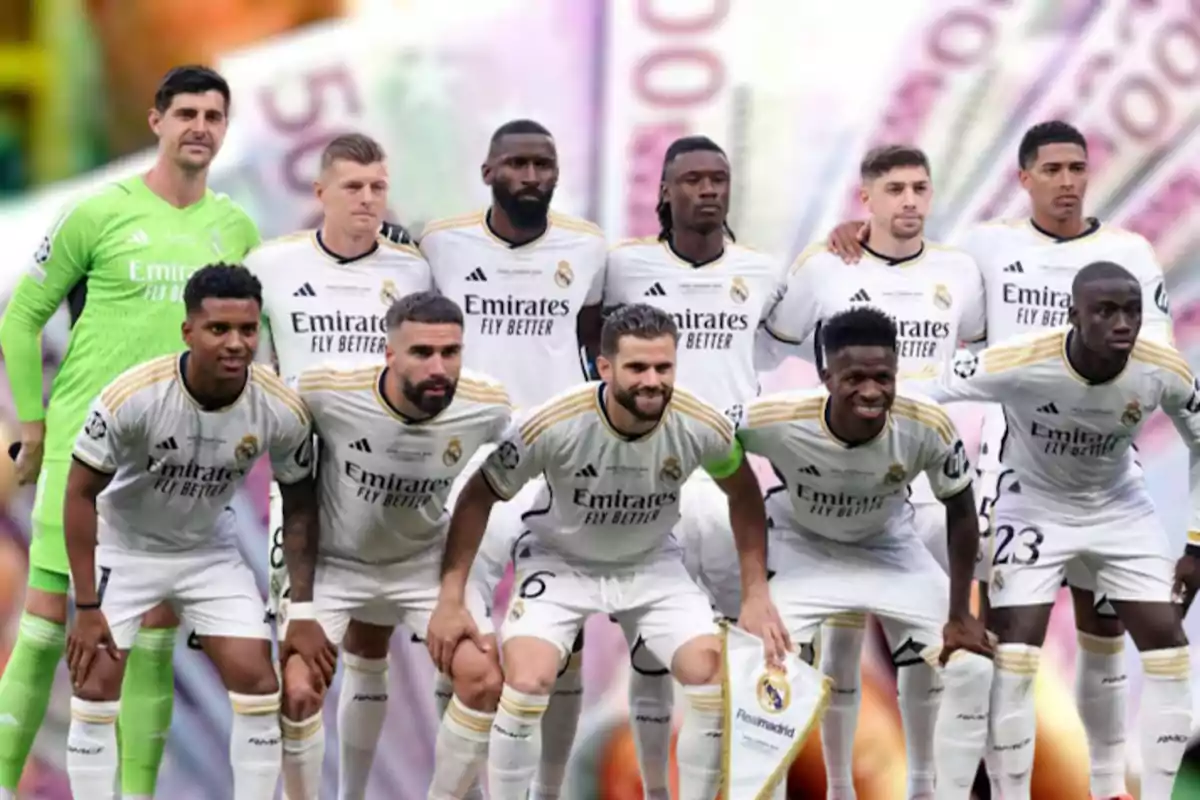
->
[721, 624, 832, 799]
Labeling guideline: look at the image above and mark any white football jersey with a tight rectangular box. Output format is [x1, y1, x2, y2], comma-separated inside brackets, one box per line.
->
[955, 219, 1173, 346]
[297, 364, 511, 565]
[246, 231, 434, 383]
[419, 210, 607, 410]
[73, 355, 312, 553]
[734, 388, 971, 545]
[480, 382, 739, 567]
[932, 329, 1200, 524]
[604, 237, 781, 412]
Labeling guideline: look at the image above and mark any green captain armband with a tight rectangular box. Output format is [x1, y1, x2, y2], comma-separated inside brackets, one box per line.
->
[702, 438, 744, 480]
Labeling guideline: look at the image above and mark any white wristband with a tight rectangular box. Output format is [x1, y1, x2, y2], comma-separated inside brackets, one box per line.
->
[287, 602, 315, 621]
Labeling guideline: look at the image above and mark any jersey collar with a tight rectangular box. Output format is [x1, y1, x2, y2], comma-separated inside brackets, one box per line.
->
[818, 396, 890, 448]
[374, 367, 445, 424]
[664, 237, 725, 268]
[595, 383, 664, 441]
[1061, 330, 1130, 386]
[483, 208, 551, 249]
[861, 241, 924, 267]
[1028, 216, 1101, 243]
[176, 353, 248, 412]
[314, 229, 379, 264]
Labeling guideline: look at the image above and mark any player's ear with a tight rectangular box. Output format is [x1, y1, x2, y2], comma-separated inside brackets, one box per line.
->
[148, 107, 163, 137]
[181, 318, 194, 349]
[480, 160, 493, 186]
[858, 184, 869, 208]
[1067, 303, 1078, 328]
[595, 354, 613, 383]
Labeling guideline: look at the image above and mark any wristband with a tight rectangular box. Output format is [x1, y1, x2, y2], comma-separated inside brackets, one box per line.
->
[75, 601, 101, 611]
[287, 602, 315, 621]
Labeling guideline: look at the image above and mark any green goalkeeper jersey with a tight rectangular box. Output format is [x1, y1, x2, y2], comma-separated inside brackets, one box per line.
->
[0, 176, 260, 460]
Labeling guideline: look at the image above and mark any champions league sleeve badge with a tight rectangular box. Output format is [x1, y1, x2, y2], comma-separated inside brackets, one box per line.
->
[721, 623, 832, 799]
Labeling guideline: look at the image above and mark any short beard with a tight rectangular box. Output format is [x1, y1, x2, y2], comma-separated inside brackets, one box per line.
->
[493, 183, 553, 229]
[613, 383, 672, 422]
[404, 377, 457, 416]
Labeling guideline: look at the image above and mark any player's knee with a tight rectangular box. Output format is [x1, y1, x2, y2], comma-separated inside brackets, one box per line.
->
[281, 655, 325, 720]
[670, 635, 722, 686]
[140, 602, 180, 629]
[74, 658, 125, 702]
[342, 619, 392, 660]
[941, 650, 994, 695]
[452, 638, 504, 710]
[223, 658, 280, 697]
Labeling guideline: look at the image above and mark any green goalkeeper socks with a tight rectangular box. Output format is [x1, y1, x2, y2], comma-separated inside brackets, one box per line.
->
[0, 613, 66, 789]
[119, 627, 177, 796]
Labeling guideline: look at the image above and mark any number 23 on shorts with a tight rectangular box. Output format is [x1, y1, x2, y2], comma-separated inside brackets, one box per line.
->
[992, 523, 1044, 567]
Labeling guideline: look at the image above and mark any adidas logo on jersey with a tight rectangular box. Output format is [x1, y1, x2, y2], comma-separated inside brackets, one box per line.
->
[1036, 403, 1059, 414]
[155, 437, 179, 451]
[1003, 261, 1024, 273]
[574, 464, 598, 478]
[644, 282, 667, 297]
[293, 283, 317, 297]
[798, 465, 820, 476]
[465, 267, 488, 282]
[849, 289, 871, 303]
[349, 438, 372, 453]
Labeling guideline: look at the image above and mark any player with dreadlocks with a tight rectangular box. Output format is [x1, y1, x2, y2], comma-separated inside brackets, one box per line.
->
[602, 134, 782, 798]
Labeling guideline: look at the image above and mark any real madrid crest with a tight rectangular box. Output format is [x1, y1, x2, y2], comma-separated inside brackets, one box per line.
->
[933, 283, 952, 311]
[234, 434, 260, 468]
[1121, 399, 1142, 427]
[756, 670, 791, 714]
[443, 437, 463, 466]
[883, 463, 906, 484]
[729, 277, 749, 304]
[554, 260, 574, 288]
[380, 279, 401, 306]
[659, 456, 683, 482]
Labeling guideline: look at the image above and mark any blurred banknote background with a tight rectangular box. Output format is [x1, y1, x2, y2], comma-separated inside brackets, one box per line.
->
[2, 0, 1200, 797]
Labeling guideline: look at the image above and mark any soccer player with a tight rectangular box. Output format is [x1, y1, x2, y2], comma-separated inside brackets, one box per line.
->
[242, 132, 433, 798]
[277, 292, 508, 800]
[62, 264, 322, 799]
[738, 306, 995, 800]
[426, 304, 788, 800]
[760, 145, 987, 798]
[825, 121, 1174, 799]
[926, 262, 1196, 800]
[0, 65, 260, 799]
[603, 134, 781, 797]
[419, 118, 607, 798]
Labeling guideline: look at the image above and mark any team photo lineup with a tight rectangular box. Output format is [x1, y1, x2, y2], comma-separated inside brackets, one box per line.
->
[0, 55, 1198, 800]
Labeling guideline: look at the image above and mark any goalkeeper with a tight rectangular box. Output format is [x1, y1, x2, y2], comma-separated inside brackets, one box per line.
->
[0, 66, 259, 799]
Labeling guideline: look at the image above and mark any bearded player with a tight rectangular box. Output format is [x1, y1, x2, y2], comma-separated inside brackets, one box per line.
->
[927, 262, 1197, 800]
[762, 145, 988, 798]
[243, 131, 433, 799]
[418, 118, 608, 799]
[604, 134, 780, 798]
[825, 121, 1174, 800]
[0, 65, 260, 800]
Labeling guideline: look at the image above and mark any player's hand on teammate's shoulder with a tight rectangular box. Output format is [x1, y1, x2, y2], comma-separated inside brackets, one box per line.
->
[1172, 552, 1200, 614]
[826, 220, 869, 264]
[66, 607, 120, 688]
[13, 420, 45, 485]
[426, 599, 490, 675]
[737, 587, 792, 668]
[939, 614, 995, 665]
[281, 615, 338, 687]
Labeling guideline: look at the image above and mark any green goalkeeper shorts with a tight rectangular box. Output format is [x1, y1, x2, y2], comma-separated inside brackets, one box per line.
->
[29, 457, 72, 586]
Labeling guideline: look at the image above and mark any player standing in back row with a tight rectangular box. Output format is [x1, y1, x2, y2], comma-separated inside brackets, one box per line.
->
[418, 119, 607, 799]
[0, 65, 260, 800]
[603, 134, 780, 798]
[244, 132, 433, 800]
[826, 121, 1174, 799]
[764, 145, 988, 799]
[927, 262, 1197, 800]
[62, 265, 324, 799]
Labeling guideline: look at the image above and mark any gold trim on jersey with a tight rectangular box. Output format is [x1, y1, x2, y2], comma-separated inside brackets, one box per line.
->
[817, 397, 891, 448]
[251, 365, 311, 425]
[520, 388, 596, 445]
[787, 243, 826, 276]
[457, 376, 513, 408]
[297, 365, 379, 394]
[419, 211, 485, 239]
[255, 230, 312, 251]
[980, 331, 1064, 375]
[746, 397, 824, 430]
[669, 388, 734, 443]
[1130, 338, 1193, 386]
[548, 211, 604, 239]
[609, 235, 660, 251]
[99, 355, 177, 412]
[891, 396, 956, 444]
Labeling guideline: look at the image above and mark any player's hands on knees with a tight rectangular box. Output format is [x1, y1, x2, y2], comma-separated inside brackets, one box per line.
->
[67, 609, 120, 688]
[282, 620, 338, 687]
[1172, 553, 1200, 614]
[738, 588, 792, 668]
[14, 420, 45, 485]
[939, 614, 995, 665]
[426, 600, 489, 675]
[826, 220, 869, 264]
